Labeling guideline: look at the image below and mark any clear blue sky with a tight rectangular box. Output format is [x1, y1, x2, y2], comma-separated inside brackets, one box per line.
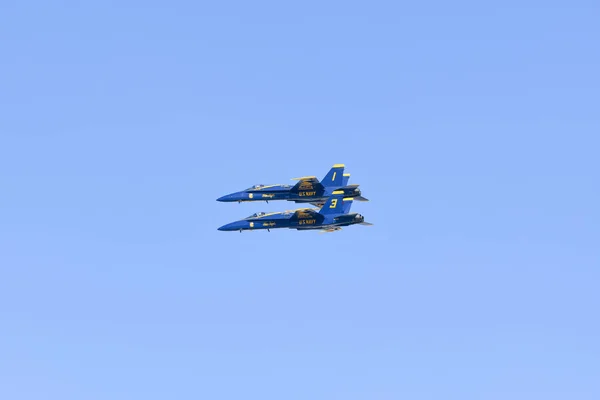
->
[1, 1, 599, 399]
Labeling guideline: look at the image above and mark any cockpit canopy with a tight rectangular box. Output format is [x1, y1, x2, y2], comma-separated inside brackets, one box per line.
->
[246, 212, 266, 219]
[246, 184, 291, 190]
[247, 184, 265, 190]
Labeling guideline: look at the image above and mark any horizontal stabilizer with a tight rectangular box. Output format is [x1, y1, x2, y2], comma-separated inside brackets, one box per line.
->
[355, 196, 369, 202]
[359, 222, 374, 226]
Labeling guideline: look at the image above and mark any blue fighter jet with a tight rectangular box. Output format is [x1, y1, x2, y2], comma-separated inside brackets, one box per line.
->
[218, 192, 372, 233]
[216, 164, 368, 207]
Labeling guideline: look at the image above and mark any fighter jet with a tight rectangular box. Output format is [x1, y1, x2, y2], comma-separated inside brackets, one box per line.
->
[218, 191, 372, 233]
[216, 164, 368, 207]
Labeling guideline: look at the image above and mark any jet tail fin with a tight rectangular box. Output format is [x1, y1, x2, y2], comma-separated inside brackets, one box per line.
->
[321, 164, 345, 187]
[341, 197, 353, 214]
[319, 192, 352, 215]
[342, 173, 351, 187]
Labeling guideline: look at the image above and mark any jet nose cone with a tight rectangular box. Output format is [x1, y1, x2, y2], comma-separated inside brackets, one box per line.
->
[217, 221, 249, 232]
[218, 222, 235, 231]
[216, 192, 245, 202]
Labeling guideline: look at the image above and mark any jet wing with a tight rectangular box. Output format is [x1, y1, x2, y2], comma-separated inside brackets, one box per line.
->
[292, 208, 325, 226]
[293, 208, 321, 218]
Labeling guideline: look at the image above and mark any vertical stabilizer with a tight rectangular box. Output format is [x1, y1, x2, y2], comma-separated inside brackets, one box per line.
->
[321, 164, 345, 187]
[319, 192, 352, 215]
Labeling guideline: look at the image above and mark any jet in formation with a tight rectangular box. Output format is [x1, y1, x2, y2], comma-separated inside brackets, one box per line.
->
[216, 164, 368, 208]
[218, 192, 372, 233]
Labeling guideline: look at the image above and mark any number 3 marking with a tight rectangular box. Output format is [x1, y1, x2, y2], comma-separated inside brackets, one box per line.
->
[330, 199, 338, 208]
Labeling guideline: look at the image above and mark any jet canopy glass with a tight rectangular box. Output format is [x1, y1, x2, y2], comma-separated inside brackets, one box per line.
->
[246, 184, 291, 189]
[246, 212, 266, 219]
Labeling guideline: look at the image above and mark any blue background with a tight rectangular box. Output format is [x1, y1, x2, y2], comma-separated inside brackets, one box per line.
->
[1, 1, 599, 399]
